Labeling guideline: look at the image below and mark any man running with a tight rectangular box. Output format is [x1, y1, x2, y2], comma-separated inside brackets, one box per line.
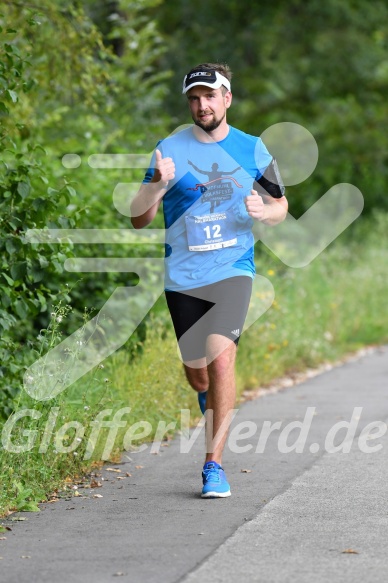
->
[131, 63, 288, 498]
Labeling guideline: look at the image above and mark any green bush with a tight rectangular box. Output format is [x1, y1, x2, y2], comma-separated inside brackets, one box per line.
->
[0, 21, 84, 417]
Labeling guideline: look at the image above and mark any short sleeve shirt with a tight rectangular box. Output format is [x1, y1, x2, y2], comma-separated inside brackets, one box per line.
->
[142, 125, 276, 291]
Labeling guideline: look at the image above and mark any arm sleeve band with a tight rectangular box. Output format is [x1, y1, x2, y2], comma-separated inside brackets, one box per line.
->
[254, 158, 285, 199]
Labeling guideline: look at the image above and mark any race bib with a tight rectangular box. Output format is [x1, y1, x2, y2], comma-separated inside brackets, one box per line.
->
[185, 212, 237, 251]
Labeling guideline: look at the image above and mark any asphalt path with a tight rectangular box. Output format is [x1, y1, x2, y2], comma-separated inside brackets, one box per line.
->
[1, 345, 387, 583]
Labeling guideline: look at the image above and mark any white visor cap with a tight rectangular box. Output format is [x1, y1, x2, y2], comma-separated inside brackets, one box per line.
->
[182, 70, 231, 94]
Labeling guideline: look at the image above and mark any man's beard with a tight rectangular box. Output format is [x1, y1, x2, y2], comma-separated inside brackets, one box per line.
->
[194, 111, 225, 133]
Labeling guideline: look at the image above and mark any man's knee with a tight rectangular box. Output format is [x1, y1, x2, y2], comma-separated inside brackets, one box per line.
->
[207, 344, 236, 380]
[206, 335, 236, 372]
[184, 364, 209, 393]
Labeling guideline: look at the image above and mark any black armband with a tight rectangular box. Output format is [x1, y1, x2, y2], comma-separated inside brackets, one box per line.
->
[254, 158, 285, 199]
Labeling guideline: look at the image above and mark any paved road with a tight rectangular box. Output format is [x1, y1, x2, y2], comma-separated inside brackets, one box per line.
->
[1, 346, 387, 583]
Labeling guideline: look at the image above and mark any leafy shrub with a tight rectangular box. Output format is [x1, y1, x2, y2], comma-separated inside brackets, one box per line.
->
[0, 22, 83, 418]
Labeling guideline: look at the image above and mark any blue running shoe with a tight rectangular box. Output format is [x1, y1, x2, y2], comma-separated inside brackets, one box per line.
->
[198, 391, 207, 415]
[201, 461, 231, 498]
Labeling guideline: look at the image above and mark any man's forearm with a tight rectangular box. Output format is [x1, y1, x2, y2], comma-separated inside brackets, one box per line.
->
[245, 191, 288, 225]
[130, 180, 167, 229]
[261, 197, 288, 226]
[131, 149, 175, 229]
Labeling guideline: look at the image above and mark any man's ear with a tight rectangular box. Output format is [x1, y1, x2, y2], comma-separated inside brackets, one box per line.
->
[225, 91, 232, 109]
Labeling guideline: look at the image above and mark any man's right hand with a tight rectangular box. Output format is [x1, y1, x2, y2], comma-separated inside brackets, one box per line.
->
[152, 149, 175, 187]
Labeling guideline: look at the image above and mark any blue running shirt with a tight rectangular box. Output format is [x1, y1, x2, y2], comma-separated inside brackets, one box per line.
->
[142, 125, 275, 291]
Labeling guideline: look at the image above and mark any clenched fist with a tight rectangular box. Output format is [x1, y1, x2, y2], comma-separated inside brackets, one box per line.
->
[245, 190, 268, 221]
[153, 149, 175, 187]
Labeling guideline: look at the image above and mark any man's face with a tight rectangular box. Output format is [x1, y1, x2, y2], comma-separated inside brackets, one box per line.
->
[187, 86, 232, 132]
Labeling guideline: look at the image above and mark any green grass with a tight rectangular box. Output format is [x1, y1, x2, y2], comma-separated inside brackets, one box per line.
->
[0, 316, 195, 517]
[1, 212, 387, 517]
[236, 243, 388, 389]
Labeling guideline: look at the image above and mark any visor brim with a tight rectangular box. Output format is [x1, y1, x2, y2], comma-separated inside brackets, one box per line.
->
[182, 71, 231, 94]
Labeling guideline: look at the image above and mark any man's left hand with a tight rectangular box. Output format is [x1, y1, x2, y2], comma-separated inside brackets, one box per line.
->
[245, 190, 267, 221]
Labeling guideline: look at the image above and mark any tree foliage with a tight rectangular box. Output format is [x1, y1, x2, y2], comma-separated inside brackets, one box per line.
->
[0, 19, 73, 416]
[156, 0, 388, 214]
[0, 0, 170, 418]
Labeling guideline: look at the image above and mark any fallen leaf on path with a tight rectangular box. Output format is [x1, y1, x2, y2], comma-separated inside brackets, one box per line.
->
[93, 494, 103, 498]
[240, 469, 252, 473]
[135, 465, 143, 469]
[125, 473, 132, 477]
[73, 491, 81, 497]
[90, 480, 102, 488]
[116, 477, 126, 480]
[106, 468, 122, 473]
[341, 549, 359, 554]
[0, 537, 7, 540]
[21, 556, 31, 559]
[11, 517, 27, 521]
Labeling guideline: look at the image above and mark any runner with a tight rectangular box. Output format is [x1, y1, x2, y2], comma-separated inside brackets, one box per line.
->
[131, 63, 288, 498]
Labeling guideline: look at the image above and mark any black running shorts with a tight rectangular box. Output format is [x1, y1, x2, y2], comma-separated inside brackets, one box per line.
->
[165, 276, 253, 361]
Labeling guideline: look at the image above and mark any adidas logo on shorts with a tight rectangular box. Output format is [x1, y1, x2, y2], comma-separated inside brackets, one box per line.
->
[231, 329, 240, 336]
